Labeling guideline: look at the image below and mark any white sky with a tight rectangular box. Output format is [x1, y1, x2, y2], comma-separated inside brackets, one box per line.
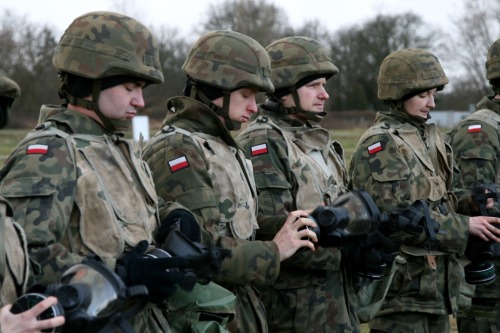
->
[1, 0, 464, 41]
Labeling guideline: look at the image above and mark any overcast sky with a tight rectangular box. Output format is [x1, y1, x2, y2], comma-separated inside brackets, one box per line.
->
[2, 0, 464, 41]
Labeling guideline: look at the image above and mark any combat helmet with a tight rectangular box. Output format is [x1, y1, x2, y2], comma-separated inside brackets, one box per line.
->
[377, 48, 448, 101]
[0, 69, 21, 129]
[182, 30, 274, 130]
[265, 36, 338, 122]
[53, 11, 163, 131]
[486, 39, 500, 84]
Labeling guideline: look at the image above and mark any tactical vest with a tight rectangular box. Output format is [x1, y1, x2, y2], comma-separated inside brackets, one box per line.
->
[0, 198, 29, 306]
[245, 116, 348, 208]
[20, 107, 158, 258]
[161, 125, 259, 241]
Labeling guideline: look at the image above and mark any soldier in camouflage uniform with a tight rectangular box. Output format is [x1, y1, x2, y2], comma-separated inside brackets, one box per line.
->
[236, 36, 361, 332]
[0, 71, 65, 333]
[348, 48, 500, 333]
[448, 38, 500, 333]
[142, 30, 319, 333]
[0, 11, 210, 333]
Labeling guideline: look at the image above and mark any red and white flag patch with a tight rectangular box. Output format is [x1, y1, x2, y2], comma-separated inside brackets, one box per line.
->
[467, 124, 481, 133]
[26, 144, 48, 155]
[368, 142, 383, 155]
[251, 143, 268, 156]
[168, 156, 189, 172]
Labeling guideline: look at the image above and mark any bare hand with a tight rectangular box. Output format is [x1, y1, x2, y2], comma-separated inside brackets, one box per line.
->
[468, 216, 500, 242]
[273, 210, 318, 262]
[0, 296, 65, 333]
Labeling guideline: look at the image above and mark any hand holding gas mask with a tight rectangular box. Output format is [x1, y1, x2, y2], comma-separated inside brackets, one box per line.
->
[11, 255, 149, 333]
[463, 183, 500, 285]
[308, 190, 440, 283]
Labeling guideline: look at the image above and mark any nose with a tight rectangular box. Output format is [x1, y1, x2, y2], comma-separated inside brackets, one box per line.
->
[248, 96, 258, 113]
[132, 90, 145, 108]
[427, 95, 436, 108]
[319, 86, 329, 100]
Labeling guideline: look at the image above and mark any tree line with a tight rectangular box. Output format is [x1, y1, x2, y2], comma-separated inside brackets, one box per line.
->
[1, 0, 499, 128]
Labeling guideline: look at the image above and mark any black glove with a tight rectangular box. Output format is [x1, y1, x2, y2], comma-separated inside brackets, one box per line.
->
[157, 209, 201, 244]
[116, 240, 196, 303]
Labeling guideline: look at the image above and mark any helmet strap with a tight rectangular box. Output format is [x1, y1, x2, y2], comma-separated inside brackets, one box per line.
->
[189, 81, 240, 131]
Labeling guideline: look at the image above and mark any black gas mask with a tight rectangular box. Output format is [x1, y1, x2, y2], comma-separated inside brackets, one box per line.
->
[11, 255, 148, 333]
[464, 183, 500, 285]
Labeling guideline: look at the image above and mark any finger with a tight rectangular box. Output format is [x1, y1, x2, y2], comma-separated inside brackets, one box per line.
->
[27, 296, 59, 317]
[297, 228, 318, 243]
[37, 315, 65, 330]
[297, 239, 316, 252]
[295, 217, 317, 229]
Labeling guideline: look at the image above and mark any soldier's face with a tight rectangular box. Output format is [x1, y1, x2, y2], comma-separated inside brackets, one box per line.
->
[403, 88, 437, 120]
[281, 77, 329, 112]
[98, 82, 146, 120]
[213, 87, 258, 123]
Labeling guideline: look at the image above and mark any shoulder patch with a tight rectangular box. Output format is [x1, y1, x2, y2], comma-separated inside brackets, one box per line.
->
[168, 155, 189, 172]
[251, 143, 268, 156]
[368, 142, 383, 155]
[26, 144, 48, 155]
[467, 124, 481, 133]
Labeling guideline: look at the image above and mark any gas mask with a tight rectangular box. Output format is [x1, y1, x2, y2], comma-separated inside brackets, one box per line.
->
[11, 255, 148, 333]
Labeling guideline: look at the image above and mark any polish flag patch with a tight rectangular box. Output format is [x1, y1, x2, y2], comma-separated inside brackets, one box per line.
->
[467, 124, 482, 133]
[251, 143, 268, 156]
[368, 142, 383, 155]
[26, 144, 48, 155]
[168, 156, 189, 172]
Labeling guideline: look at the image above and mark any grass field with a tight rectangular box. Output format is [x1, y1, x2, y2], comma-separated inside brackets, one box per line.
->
[0, 127, 459, 332]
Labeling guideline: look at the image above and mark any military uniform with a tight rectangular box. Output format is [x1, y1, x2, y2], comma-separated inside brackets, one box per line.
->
[349, 109, 470, 332]
[448, 96, 500, 332]
[143, 97, 283, 333]
[0, 196, 29, 307]
[0, 106, 186, 332]
[237, 109, 360, 332]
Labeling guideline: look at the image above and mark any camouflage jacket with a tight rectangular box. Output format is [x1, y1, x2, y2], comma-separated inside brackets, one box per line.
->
[236, 109, 359, 333]
[0, 105, 190, 332]
[348, 109, 470, 316]
[142, 97, 283, 333]
[0, 196, 29, 307]
[448, 95, 500, 309]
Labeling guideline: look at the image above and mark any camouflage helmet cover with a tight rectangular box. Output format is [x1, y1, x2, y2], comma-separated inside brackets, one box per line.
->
[486, 39, 500, 80]
[182, 30, 274, 93]
[52, 11, 163, 84]
[377, 48, 448, 101]
[265, 36, 339, 90]
[0, 70, 21, 100]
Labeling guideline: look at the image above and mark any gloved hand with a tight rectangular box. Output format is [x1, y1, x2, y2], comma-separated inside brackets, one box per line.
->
[116, 240, 196, 303]
[157, 209, 201, 244]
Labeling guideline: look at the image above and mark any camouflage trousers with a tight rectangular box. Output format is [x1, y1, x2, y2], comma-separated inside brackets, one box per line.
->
[369, 312, 449, 333]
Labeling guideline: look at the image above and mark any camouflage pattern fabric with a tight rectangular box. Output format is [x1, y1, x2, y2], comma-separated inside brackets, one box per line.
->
[348, 108, 470, 331]
[52, 11, 163, 83]
[182, 30, 273, 93]
[142, 96, 285, 333]
[486, 40, 500, 81]
[448, 95, 500, 331]
[236, 109, 360, 332]
[377, 48, 448, 101]
[0, 197, 29, 307]
[0, 106, 197, 332]
[0, 70, 21, 100]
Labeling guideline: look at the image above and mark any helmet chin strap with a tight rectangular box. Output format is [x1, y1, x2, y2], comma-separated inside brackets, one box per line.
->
[189, 84, 241, 131]
[65, 79, 129, 133]
[268, 89, 326, 124]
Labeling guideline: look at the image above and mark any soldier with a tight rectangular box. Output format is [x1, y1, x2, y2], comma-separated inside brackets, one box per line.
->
[348, 48, 500, 333]
[142, 30, 318, 333]
[448, 38, 500, 333]
[0, 11, 207, 332]
[236, 36, 359, 332]
[0, 70, 65, 333]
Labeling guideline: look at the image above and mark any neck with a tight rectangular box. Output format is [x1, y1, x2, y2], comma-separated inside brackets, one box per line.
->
[67, 103, 104, 127]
